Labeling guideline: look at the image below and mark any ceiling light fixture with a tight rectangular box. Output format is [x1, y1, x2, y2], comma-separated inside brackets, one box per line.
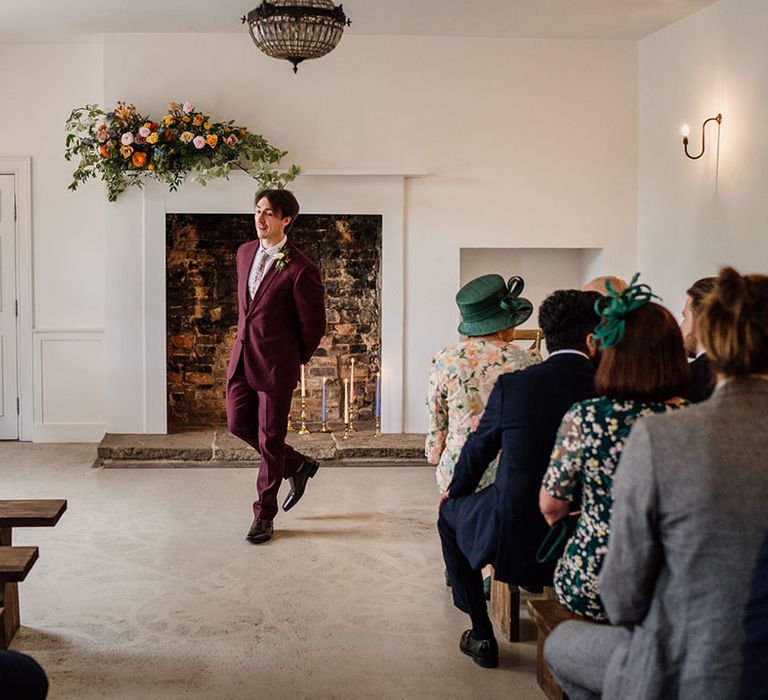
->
[242, 0, 351, 74]
[680, 113, 722, 160]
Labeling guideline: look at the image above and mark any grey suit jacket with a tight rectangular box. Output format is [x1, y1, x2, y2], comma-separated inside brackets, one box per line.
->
[599, 376, 768, 700]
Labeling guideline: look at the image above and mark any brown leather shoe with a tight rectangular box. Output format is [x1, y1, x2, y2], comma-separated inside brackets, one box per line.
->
[282, 457, 320, 512]
[245, 518, 273, 544]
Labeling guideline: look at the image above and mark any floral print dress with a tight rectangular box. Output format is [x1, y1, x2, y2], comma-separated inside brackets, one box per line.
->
[542, 396, 685, 621]
[426, 340, 539, 493]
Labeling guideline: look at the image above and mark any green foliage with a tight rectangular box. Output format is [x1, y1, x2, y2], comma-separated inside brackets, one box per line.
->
[64, 101, 300, 202]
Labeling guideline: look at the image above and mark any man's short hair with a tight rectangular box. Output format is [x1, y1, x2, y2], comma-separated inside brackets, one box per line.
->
[686, 277, 716, 315]
[538, 290, 601, 352]
[253, 188, 300, 229]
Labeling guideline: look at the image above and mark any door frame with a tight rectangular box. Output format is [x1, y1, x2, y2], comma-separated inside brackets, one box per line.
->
[0, 157, 33, 441]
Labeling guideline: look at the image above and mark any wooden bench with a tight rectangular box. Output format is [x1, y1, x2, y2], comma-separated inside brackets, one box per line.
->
[0, 547, 39, 649]
[527, 598, 590, 700]
[0, 499, 67, 649]
[490, 577, 520, 642]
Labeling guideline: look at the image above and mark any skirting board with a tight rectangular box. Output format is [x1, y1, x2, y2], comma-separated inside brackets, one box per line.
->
[33, 423, 106, 443]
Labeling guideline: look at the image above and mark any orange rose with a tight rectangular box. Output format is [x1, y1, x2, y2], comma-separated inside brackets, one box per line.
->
[99, 144, 110, 158]
[206, 134, 218, 148]
[132, 151, 147, 168]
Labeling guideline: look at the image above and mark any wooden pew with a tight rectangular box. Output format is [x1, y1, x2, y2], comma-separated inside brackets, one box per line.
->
[0, 499, 67, 648]
[490, 577, 520, 642]
[0, 547, 39, 649]
[527, 598, 591, 700]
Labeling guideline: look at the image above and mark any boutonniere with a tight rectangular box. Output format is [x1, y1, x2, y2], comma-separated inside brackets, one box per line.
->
[273, 248, 292, 272]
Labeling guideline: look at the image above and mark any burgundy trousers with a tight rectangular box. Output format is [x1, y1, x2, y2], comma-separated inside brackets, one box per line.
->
[226, 359, 305, 521]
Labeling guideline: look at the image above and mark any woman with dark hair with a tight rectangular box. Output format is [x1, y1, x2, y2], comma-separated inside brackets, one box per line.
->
[543, 269, 768, 700]
[539, 275, 689, 620]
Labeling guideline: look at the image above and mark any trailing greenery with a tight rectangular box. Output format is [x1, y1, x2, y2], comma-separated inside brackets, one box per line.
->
[65, 101, 300, 202]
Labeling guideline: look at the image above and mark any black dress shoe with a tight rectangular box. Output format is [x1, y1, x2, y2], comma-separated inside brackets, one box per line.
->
[282, 457, 319, 511]
[245, 518, 273, 544]
[459, 629, 499, 668]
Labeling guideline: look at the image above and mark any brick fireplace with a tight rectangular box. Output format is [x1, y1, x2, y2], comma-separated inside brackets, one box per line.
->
[166, 213, 382, 429]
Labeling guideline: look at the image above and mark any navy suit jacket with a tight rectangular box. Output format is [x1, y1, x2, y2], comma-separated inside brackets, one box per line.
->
[444, 352, 596, 586]
[686, 353, 715, 403]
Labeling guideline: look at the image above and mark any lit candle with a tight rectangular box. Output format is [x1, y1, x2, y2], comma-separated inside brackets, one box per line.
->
[322, 377, 327, 423]
[343, 378, 350, 424]
[375, 371, 381, 419]
[349, 358, 355, 406]
[300, 364, 306, 397]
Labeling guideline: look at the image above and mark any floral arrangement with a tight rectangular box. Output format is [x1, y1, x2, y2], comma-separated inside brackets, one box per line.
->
[65, 101, 300, 201]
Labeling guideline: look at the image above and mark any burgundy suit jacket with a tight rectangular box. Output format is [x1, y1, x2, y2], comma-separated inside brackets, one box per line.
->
[227, 239, 326, 393]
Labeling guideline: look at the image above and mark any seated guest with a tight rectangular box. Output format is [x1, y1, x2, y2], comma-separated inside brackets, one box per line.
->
[742, 528, 768, 700]
[426, 274, 537, 495]
[427, 274, 537, 594]
[581, 275, 628, 295]
[0, 650, 48, 700]
[681, 276, 717, 402]
[540, 275, 688, 621]
[437, 289, 600, 668]
[545, 267, 768, 700]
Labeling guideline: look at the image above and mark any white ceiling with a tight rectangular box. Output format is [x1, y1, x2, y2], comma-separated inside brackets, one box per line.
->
[0, 0, 719, 44]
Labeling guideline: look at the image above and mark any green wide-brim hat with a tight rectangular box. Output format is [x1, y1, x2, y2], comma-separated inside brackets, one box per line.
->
[456, 274, 533, 337]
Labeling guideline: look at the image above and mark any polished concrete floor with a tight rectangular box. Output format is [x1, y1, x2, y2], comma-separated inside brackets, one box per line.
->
[1, 443, 542, 700]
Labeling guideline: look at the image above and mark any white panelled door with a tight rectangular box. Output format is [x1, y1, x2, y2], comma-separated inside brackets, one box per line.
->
[0, 175, 18, 439]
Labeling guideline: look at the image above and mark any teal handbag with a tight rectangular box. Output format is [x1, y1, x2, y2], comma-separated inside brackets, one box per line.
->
[535, 513, 580, 564]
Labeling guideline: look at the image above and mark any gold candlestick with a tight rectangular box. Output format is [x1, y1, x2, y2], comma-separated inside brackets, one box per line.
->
[298, 396, 310, 435]
[349, 404, 358, 433]
[321, 420, 332, 433]
[374, 416, 382, 438]
[287, 413, 296, 432]
[341, 420, 351, 440]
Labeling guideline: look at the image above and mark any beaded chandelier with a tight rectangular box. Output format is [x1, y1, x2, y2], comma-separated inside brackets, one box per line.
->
[242, 0, 351, 73]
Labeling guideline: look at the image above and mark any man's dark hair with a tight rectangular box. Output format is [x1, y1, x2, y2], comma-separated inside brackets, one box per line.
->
[686, 277, 716, 315]
[253, 188, 300, 230]
[538, 290, 601, 353]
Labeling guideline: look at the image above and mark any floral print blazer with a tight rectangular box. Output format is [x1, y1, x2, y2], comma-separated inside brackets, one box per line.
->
[426, 340, 539, 493]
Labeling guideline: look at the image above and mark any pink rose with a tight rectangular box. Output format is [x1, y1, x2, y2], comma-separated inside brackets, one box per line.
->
[96, 124, 109, 143]
[182, 101, 193, 114]
[225, 134, 239, 148]
[193, 135, 206, 150]
[121, 132, 134, 145]
[134, 135, 147, 145]
[180, 131, 194, 144]
[138, 126, 151, 138]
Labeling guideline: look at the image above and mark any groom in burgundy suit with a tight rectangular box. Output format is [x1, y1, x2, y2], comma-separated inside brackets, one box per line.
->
[227, 189, 326, 544]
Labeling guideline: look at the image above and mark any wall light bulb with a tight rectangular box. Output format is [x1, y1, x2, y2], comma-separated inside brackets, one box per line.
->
[680, 124, 690, 138]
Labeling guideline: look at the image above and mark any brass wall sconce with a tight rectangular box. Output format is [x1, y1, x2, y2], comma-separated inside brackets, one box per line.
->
[680, 113, 722, 159]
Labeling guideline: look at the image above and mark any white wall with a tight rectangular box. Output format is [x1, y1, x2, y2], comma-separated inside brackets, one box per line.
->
[0, 43, 106, 441]
[638, 0, 768, 318]
[102, 33, 638, 433]
[2, 33, 638, 438]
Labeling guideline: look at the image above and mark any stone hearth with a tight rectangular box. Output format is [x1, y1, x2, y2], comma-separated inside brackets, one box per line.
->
[96, 424, 427, 467]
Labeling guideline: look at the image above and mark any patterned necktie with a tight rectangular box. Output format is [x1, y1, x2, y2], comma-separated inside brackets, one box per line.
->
[248, 248, 269, 300]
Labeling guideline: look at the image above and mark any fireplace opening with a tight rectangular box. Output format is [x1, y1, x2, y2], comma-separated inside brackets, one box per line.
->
[166, 213, 382, 430]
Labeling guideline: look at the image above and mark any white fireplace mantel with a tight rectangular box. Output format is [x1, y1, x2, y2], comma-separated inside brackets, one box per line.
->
[104, 170, 422, 435]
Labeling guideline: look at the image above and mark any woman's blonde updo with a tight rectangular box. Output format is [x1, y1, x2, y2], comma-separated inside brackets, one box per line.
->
[697, 267, 768, 377]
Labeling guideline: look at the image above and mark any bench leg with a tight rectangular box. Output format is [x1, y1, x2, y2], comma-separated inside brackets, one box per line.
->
[0, 526, 20, 649]
[490, 578, 521, 642]
[0, 583, 20, 649]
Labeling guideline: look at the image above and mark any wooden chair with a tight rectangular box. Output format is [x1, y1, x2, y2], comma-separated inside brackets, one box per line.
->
[514, 328, 544, 355]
